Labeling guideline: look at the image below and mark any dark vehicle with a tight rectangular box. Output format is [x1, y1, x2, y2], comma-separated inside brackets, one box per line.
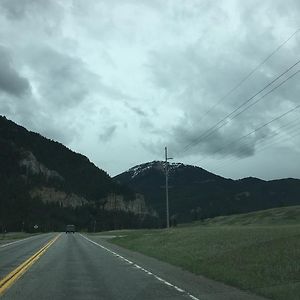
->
[66, 224, 75, 233]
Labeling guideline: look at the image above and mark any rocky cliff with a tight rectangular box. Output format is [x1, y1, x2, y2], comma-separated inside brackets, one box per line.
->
[0, 116, 158, 232]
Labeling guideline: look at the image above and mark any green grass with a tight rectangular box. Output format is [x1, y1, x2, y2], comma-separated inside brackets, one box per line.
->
[199, 205, 300, 226]
[102, 206, 300, 300]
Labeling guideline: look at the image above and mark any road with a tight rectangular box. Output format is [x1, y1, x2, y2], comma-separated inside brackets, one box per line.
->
[0, 233, 55, 281]
[0, 233, 267, 300]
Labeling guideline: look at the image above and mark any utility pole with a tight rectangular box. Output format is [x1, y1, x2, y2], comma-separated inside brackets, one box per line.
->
[165, 146, 173, 228]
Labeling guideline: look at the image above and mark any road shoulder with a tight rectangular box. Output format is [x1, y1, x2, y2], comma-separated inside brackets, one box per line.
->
[85, 234, 268, 300]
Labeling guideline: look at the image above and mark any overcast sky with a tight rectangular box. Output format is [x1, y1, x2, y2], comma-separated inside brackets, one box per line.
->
[0, 0, 300, 180]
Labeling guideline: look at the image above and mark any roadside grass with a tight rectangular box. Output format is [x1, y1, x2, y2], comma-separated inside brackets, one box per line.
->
[0, 232, 39, 241]
[101, 206, 300, 300]
[199, 205, 300, 226]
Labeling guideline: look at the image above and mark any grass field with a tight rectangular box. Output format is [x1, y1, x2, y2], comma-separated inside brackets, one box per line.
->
[200, 205, 300, 226]
[105, 206, 300, 300]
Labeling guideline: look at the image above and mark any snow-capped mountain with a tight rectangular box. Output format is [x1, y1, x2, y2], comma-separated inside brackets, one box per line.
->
[114, 161, 300, 225]
[127, 161, 189, 179]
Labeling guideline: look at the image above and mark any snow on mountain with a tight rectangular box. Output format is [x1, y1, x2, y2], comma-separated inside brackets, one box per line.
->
[127, 161, 187, 179]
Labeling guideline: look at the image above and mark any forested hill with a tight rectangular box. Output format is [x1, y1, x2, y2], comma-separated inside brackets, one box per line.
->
[115, 161, 300, 224]
[0, 116, 158, 232]
[0, 116, 127, 200]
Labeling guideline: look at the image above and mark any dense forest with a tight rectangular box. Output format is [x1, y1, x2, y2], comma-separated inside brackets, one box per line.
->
[0, 116, 159, 233]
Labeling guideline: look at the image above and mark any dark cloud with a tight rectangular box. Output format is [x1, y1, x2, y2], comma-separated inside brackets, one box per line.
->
[26, 47, 97, 108]
[25, 46, 139, 110]
[0, 0, 62, 21]
[0, 0, 37, 19]
[0, 46, 31, 96]
[146, 18, 300, 161]
[99, 125, 117, 142]
[0, 0, 299, 179]
[124, 101, 148, 117]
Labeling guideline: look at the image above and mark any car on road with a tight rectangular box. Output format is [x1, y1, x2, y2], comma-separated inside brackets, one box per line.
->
[65, 224, 75, 233]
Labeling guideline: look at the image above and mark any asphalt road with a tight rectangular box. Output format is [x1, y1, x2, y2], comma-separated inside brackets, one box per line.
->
[0, 233, 267, 300]
[0, 233, 55, 281]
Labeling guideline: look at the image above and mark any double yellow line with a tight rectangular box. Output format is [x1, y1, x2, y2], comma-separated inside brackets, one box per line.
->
[0, 233, 61, 296]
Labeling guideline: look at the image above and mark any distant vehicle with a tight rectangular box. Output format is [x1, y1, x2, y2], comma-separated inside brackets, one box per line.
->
[66, 224, 75, 233]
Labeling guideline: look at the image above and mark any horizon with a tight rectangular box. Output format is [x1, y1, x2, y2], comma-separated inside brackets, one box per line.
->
[2, 113, 299, 182]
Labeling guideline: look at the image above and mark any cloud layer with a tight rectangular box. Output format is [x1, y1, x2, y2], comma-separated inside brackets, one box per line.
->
[0, 0, 299, 179]
[0, 46, 31, 96]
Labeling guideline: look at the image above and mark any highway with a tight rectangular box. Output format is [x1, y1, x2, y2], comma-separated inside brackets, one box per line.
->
[0, 233, 267, 300]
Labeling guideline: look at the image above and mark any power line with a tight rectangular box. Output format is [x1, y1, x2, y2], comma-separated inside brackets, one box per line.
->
[192, 103, 300, 168]
[181, 61, 300, 153]
[209, 103, 300, 158]
[215, 127, 300, 173]
[196, 29, 300, 123]
[180, 61, 300, 154]
[254, 123, 300, 153]
[228, 71, 300, 120]
[234, 114, 300, 151]
[224, 117, 300, 163]
[212, 114, 300, 171]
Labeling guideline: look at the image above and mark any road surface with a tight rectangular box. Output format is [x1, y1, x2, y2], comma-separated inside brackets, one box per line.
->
[0, 233, 267, 300]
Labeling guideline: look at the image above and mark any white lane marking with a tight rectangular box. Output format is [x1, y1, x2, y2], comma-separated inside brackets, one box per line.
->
[0, 235, 42, 248]
[189, 295, 201, 300]
[80, 234, 201, 300]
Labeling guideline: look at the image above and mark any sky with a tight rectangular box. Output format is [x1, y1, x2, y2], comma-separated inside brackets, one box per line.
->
[0, 0, 300, 180]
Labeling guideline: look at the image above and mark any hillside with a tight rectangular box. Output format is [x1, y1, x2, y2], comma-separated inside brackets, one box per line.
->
[0, 116, 158, 232]
[2, 115, 299, 232]
[115, 161, 300, 224]
[199, 205, 300, 226]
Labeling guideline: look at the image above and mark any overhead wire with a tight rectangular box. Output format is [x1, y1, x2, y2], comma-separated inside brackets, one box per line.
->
[217, 126, 300, 170]
[173, 28, 300, 176]
[226, 117, 300, 159]
[197, 28, 300, 123]
[180, 62, 300, 154]
[253, 123, 300, 153]
[214, 126, 300, 173]
[212, 116, 300, 171]
[175, 29, 300, 158]
[205, 103, 300, 158]
[236, 116, 300, 150]
[192, 103, 300, 166]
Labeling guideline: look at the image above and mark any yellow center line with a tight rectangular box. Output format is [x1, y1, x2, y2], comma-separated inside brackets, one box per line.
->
[0, 233, 61, 296]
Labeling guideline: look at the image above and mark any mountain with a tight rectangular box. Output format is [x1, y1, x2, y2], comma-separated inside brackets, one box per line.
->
[0, 116, 158, 232]
[114, 161, 300, 224]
